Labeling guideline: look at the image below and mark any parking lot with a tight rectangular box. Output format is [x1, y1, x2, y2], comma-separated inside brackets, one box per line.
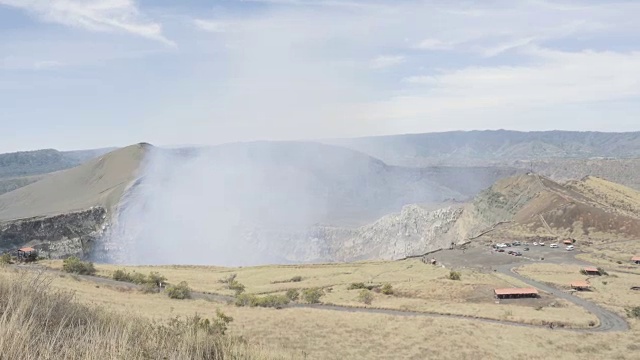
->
[433, 242, 589, 272]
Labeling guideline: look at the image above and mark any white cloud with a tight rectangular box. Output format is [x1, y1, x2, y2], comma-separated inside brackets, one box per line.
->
[193, 19, 229, 33]
[414, 38, 453, 50]
[371, 47, 640, 122]
[0, 0, 172, 45]
[369, 55, 405, 69]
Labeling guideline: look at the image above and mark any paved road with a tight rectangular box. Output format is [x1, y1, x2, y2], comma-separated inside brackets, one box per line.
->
[495, 263, 629, 332]
[13, 262, 629, 333]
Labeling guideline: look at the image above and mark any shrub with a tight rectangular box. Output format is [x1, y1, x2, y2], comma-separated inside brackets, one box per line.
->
[62, 256, 96, 275]
[218, 273, 237, 284]
[616, 260, 623, 264]
[580, 269, 588, 275]
[141, 282, 160, 294]
[302, 288, 323, 304]
[167, 281, 192, 300]
[597, 267, 609, 276]
[357, 289, 374, 305]
[147, 272, 167, 287]
[286, 289, 300, 301]
[228, 280, 246, 296]
[0, 253, 12, 265]
[626, 306, 640, 319]
[290, 276, 303, 282]
[381, 283, 394, 295]
[234, 293, 290, 308]
[348, 282, 367, 290]
[130, 272, 147, 285]
[448, 270, 461, 281]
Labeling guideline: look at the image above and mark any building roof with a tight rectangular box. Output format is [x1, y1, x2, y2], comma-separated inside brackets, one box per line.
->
[571, 281, 590, 288]
[18, 247, 35, 252]
[632, 256, 640, 262]
[494, 288, 539, 296]
[563, 240, 573, 244]
[583, 266, 600, 272]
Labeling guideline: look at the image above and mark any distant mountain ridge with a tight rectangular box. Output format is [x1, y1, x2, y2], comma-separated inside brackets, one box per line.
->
[327, 130, 640, 166]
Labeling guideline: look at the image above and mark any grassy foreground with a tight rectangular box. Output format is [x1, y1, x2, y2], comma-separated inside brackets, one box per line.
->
[0, 269, 287, 360]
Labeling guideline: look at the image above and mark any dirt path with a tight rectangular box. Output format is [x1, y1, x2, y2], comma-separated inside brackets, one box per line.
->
[13, 264, 629, 333]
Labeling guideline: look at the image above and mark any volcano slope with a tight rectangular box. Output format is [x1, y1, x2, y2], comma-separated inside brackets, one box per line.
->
[0, 144, 149, 258]
[455, 173, 640, 246]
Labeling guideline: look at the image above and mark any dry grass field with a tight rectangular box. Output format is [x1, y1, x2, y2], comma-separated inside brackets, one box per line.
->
[41, 259, 596, 327]
[3, 265, 639, 360]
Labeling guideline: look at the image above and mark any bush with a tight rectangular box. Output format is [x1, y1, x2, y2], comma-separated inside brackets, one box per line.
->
[597, 267, 609, 276]
[218, 273, 237, 284]
[626, 306, 640, 319]
[302, 288, 323, 304]
[381, 283, 394, 295]
[580, 269, 588, 275]
[112, 270, 167, 290]
[286, 289, 300, 301]
[141, 282, 160, 294]
[112, 269, 132, 282]
[234, 293, 290, 308]
[228, 280, 246, 296]
[448, 270, 461, 281]
[348, 282, 367, 290]
[290, 276, 303, 282]
[62, 256, 96, 275]
[147, 272, 167, 287]
[357, 289, 374, 305]
[0, 253, 12, 265]
[166, 281, 192, 300]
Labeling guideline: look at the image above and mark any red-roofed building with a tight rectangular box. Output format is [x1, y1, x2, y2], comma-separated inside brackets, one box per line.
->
[632, 256, 640, 265]
[494, 288, 539, 299]
[582, 267, 601, 275]
[570, 281, 591, 290]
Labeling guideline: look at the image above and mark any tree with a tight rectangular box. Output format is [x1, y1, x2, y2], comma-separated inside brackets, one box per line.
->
[302, 288, 323, 304]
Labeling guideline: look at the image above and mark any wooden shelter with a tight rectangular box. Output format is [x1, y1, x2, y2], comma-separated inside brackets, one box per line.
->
[632, 256, 640, 265]
[570, 281, 591, 291]
[494, 288, 539, 299]
[17, 247, 37, 262]
[563, 240, 573, 245]
[582, 267, 601, 276]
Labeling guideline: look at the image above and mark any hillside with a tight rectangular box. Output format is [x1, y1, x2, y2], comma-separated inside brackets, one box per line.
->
[0, 144, 148, 257]
[459, 174, 640, 244]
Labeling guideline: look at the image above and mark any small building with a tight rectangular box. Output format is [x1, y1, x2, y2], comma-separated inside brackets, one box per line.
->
[632, 256, 640, 265]
[17, 247, 37, 262]
[582, 267, 601, 276]
[570, 281, 591, 291]
[563, 240, 573, 245]
[494, 288, 539, 299]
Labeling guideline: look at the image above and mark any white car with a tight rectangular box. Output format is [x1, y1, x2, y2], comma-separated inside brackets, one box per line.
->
[550, 244, 558, 248]
[533, 242, 538, 246]
[566, 245, 575, 251]
[539, 242, 545, 246]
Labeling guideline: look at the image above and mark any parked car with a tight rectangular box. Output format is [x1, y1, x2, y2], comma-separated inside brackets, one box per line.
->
[550, 244, 558, 248]
[566, 245, 574, 251]
[512, 241, 521, 246]
[507, 250, 514, 255]
[533, 242, 538, 246]
[523, 247, 530, 251]
[539, 242, 545, 246]
[498, 249, 505, 253]
[514, 252, 522, 256]
[631, 286, 640, 291]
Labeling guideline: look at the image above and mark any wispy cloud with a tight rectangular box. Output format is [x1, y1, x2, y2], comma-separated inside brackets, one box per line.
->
[369, 55, 405, 69]
[0, 0, 173, 45]
[193, 19, 229, 33]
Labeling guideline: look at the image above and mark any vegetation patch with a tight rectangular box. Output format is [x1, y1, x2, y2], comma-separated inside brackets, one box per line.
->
[62, 256, 96, 275]
[302, 288, 324, 304]
[347, 282, 379, 291]
[626, 306, 640, 319]
[448, 270, 462, 281]
[271, 275, 303, 284]
[0, 253, 12, 265]
[235, 294, 290, 308]
[166, 281, 192, 300]
[285, 289, 300, 301]
[357, 289, 374, 305]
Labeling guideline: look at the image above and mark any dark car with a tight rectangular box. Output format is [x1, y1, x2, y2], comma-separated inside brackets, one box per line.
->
[498, 249, 505, 253]
[523, 247, 530, 251]
[514, 252, 522, 256]
[507, 250, 514, 255]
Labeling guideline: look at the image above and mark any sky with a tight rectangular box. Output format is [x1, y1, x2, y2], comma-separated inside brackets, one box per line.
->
[1, 0, 640, 152]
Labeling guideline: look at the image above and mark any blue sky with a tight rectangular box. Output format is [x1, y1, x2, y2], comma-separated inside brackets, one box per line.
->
[1, 0, 640, 152]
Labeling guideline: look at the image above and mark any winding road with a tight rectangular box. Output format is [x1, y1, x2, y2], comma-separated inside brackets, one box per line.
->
[15, 261, 630, 333]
